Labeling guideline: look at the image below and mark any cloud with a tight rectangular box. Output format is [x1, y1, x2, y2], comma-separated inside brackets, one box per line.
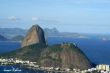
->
[8, 16, 20, 20]
[32, 17, 39, 21]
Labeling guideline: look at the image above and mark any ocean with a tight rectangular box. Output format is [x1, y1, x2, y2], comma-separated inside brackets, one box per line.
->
[0, 41, 21, 53]
[0, 37, 110, 72]
[0, 65, 47, 73]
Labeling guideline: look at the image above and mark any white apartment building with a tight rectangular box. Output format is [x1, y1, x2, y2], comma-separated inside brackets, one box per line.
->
[96, 64, 110, 71]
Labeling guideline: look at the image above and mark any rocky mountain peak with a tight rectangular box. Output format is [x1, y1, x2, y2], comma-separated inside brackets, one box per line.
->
[22, 24, 46, 47]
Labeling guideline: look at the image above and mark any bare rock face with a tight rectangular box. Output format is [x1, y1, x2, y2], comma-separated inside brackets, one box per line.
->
[22, 25, 46, 47]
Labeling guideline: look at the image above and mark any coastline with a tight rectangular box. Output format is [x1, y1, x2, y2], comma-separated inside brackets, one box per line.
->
[0, 58, 108, 73]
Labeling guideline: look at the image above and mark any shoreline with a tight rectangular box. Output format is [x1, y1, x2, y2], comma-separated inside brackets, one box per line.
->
[0, 58, 99, 73]
[0, 58, 86, 73]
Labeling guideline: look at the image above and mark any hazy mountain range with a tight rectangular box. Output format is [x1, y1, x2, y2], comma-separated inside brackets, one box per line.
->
[0, 34, 8, 41]
[0, 28, 27, 39]
[0, 28, 110, 41]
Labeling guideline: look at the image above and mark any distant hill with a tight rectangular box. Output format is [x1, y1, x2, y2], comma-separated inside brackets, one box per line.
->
[0, 34, 8, 41]
[0, 28, 27, 39]
[44, 28, 60, 37]
[11, 35, 24, 41]
[0, 27, 89, 40]
[1, 27, 109, 41]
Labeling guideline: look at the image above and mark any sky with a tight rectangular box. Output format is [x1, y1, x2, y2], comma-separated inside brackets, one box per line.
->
[0, 0, 110, 34]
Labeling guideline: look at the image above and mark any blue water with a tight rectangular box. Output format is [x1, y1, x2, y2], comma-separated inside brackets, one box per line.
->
[0, 65, 46, 73]
[0, 37, 110, 73]
[0, 41, 21, 53]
